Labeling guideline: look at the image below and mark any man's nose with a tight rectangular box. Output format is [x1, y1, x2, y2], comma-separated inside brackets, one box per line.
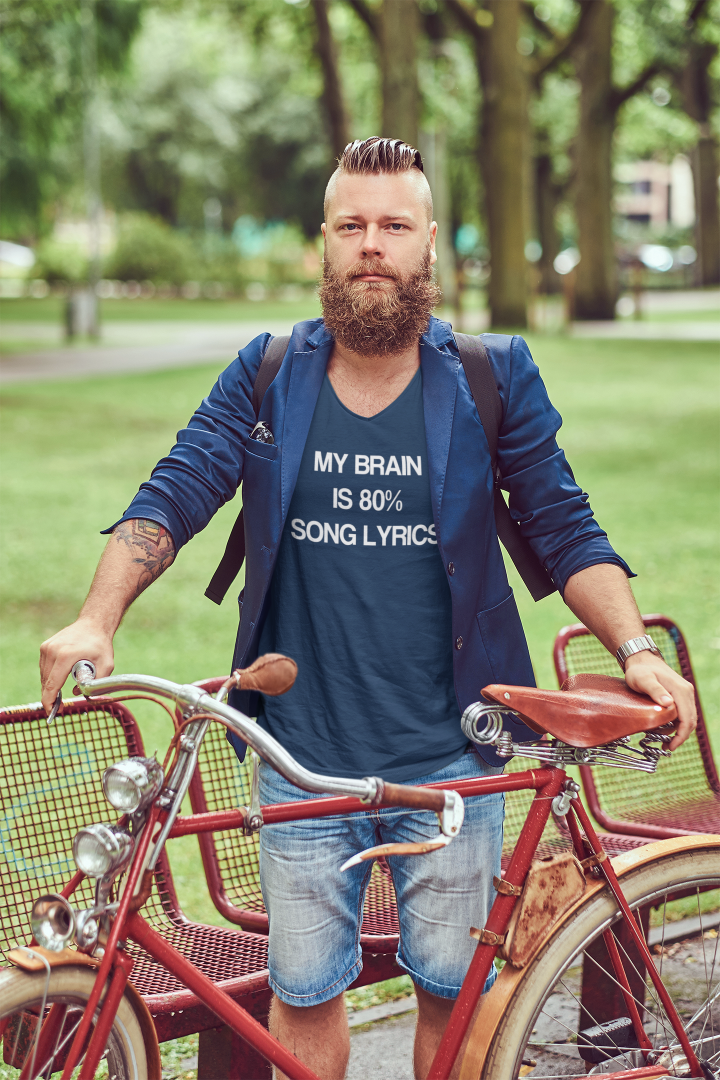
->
[361, 224, 384, 258]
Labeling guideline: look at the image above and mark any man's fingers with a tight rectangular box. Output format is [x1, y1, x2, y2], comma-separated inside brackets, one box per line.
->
[623, 659, 696, 751]
[39, 624, 114, 715]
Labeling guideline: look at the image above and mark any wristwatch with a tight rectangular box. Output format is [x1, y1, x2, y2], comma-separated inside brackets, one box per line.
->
[616, 635, 664, 671]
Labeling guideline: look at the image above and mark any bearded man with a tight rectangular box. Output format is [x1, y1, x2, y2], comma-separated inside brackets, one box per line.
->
[40, 137, 695, 1080]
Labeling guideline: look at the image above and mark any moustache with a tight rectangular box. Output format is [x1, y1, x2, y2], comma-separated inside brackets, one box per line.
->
[343, 260, 400, 284]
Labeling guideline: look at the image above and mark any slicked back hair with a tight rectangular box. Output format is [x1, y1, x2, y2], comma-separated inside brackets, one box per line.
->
[324, 136, 433, 222]
[339, 137, 424, 175]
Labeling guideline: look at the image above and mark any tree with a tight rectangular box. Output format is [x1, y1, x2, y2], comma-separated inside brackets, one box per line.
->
[524, 2, 594, 296]
[677, 0, 720, 285]
[346, 0, 420, 147]
[380, 0, 420, 146]
[310, 0, 349, 161]
[0, 0, 144, 240]
[446, 0, 530, 328]
[572, 0, 662, 320]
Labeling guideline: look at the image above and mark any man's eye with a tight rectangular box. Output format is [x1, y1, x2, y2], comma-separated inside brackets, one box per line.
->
[388, 223, 405, 231]
[341, 224, 359, 232]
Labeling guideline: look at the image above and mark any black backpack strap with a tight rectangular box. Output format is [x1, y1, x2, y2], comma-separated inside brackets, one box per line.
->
[205, 335, 291, 605]
[252, 334, 290, 416]
[454, 333, 556, 602]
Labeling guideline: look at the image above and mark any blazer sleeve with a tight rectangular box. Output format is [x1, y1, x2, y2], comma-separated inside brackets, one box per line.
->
[101, 332, 271, 550]
[483, 333, 633, 594]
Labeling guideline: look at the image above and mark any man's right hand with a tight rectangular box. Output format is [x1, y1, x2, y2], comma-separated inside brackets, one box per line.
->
[40, 618, 115, 714]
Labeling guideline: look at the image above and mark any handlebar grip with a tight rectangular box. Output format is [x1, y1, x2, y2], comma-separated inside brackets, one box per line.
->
[376, 782, 448, 812]
[232, 653, 298, 696]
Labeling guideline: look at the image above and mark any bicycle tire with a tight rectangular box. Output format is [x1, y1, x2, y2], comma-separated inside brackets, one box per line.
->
[0, 965, 153, 1080]
[460, 836, 720, 1079]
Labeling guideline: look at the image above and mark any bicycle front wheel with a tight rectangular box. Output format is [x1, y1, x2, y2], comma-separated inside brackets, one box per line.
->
[462, 837, 720, 1079]
[0, 964, 155, 1079]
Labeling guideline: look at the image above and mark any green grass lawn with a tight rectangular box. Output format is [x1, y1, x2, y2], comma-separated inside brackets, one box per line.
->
[1, 335, 719, 929]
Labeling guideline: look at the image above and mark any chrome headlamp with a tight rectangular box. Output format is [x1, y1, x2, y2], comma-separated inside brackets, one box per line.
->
[102, 756, 163, 814]
[72, 823, 134, 878]
[31, 893, 76, 952]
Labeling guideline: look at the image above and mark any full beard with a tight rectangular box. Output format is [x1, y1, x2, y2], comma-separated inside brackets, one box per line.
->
[319, 251, 441, 357]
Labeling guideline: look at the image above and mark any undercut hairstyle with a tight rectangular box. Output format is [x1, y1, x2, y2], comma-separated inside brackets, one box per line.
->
[324, 136, 433, 222]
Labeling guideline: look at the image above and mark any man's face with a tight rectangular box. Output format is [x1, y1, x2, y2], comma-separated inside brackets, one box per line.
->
[322, 170, 437, 286]
[320, 171, 440, 357]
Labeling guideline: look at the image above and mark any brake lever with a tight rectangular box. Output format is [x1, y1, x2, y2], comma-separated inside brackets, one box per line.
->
[47, 691, 62, 726]
[340, 789, 465, 871]
[340, 834, 452, 872]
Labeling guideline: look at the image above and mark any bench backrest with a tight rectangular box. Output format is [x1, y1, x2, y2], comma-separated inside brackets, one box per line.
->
[553, 614, 720, 836]
[0, 698, 188, 966]
[187, 679, 577, 918]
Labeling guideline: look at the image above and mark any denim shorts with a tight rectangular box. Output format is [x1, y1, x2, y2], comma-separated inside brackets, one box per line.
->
[258, 751, 504, 1007]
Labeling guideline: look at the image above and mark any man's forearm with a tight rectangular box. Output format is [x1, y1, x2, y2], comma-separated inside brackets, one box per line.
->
[80, 519, 176, 634]
[562, 562, 696, 749]
[562, 563, 644, 655]
[39, 519, 175, 712]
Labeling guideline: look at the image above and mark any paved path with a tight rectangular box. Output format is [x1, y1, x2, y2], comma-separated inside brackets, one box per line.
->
[569, 319, 720, 339]
[2, 290, 719, 384]
[348, 1010, 417, 1080]
[0, 321, 295, 383]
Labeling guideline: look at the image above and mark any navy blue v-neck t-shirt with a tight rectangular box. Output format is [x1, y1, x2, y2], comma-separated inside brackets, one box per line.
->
[257, 369, 464, 782]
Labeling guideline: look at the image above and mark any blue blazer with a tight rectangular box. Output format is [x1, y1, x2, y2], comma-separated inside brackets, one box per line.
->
[114, 317, 630, 765]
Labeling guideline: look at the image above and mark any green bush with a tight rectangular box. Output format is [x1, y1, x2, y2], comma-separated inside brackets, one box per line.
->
[33, 239, 88, 284]
[105, 214, 195, 285]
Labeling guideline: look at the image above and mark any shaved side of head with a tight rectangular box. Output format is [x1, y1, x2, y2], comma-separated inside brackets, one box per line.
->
[324, 137, 433, 224]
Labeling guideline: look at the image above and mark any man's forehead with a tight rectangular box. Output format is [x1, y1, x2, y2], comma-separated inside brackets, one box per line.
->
[325, 170, 432, 223]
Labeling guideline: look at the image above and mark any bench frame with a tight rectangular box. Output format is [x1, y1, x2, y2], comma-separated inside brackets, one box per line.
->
[553, 613, 720, 839]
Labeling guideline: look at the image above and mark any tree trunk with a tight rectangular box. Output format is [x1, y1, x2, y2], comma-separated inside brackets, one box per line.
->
[477, 0, 528, 328]
[311, 0, 349, 162]
[380, 0, 419, 147]
[535, 151, 561, 294]
[573, 0, 617, 321]
[681, 41, 720, 286]
[420, 128, 459, 314]
[693, 135, 720, 285]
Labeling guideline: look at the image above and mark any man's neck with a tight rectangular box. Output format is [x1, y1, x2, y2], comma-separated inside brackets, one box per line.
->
[326, 338, 421, 418]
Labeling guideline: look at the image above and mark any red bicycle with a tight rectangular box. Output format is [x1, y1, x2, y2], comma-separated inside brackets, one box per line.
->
[1, 655, 718, 1079]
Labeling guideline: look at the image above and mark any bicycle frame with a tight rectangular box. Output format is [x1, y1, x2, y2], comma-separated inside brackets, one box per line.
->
[41, 763, 698, 1080]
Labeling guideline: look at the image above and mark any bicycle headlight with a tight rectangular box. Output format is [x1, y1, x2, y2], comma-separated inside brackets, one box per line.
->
[102, 756, 163, 814]
[31, 893, 76, 952]
[72, 823, 134, 878]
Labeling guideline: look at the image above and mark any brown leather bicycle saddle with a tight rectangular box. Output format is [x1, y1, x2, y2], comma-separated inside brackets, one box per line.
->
[481, 673, 677, 748]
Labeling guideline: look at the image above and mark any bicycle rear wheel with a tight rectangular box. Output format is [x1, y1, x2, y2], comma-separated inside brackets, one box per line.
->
[0, 965, 154, 1079]
[461, 838, 720, 1079]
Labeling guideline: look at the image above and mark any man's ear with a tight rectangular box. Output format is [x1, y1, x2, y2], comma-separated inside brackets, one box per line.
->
[321, 223, 327, 239]
[429, 221, 438, 266]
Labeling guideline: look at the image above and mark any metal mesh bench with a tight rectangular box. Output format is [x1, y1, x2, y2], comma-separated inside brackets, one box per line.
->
[0, 695, 409, 1076]
[188, 679, 649, 947]
[553, 614, 720, 839]
[0, 697, 273, 1054]
[187, 679, 400, 952]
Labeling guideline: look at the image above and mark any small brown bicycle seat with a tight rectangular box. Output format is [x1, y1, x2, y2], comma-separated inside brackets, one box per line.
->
[481, 673, 677, 748]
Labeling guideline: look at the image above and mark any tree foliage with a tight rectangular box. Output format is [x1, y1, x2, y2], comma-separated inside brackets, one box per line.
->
[0, 0, 144, 239]
[1, 0, 718, 302]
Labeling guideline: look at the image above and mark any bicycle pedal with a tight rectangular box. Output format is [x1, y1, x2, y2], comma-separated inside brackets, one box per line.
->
[577, 1016, 638, 1064]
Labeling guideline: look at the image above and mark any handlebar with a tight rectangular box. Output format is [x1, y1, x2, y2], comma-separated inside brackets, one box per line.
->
[69, 660, 456, 819]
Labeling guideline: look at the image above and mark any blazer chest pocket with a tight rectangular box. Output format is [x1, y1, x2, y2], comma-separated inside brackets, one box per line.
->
[245, 439, 279, 462]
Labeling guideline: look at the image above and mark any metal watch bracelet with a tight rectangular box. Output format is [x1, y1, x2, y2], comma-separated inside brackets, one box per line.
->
[616, 634, 664, 671]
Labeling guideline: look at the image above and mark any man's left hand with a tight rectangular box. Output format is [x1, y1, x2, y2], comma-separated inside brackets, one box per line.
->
[623, 651, 697, 751]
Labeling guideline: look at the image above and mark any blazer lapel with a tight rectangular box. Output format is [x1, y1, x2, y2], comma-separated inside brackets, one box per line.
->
[280, 339, 332, 522]
[421, 339, 459, 531]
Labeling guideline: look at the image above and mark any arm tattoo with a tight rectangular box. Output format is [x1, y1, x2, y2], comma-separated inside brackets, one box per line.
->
[113, 519, 176, 598]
